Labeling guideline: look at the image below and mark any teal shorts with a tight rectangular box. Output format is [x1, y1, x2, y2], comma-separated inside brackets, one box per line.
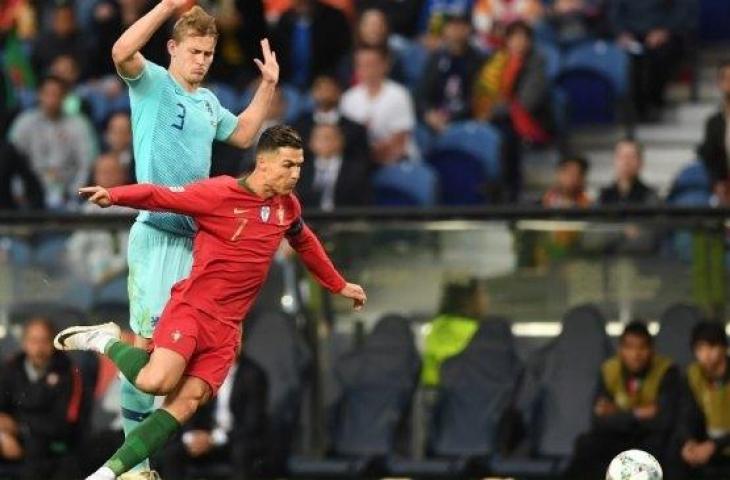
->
[127, 222, 194, 338]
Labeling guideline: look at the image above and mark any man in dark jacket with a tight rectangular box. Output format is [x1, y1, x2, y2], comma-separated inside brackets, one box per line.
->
[599, 139, 658, 205]
[698, 61, 730, 196]
[160, 354, 268, 479]
[297, 123, 370, 210]
[417, 11, 484, 133]
[0, 317, 83, 479]
[564, 322, 680, 480]
[665, 322, 730, 479]
[273, 0, 351, 90]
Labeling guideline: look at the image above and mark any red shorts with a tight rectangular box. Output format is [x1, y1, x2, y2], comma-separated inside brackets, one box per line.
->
[152, 300, 241, 395]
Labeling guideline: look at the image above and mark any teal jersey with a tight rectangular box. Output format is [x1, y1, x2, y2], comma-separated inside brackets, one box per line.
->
[123, 60, 239, 236]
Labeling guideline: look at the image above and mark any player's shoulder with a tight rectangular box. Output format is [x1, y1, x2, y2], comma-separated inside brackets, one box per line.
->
[286, 192, 303, 212]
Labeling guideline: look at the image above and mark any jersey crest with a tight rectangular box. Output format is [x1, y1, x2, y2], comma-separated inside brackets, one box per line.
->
[260, 206, 271, 223]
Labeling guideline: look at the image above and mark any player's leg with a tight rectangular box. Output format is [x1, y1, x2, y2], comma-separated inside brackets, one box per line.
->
[123, 223, 193, 476]
[85, 376, 211, 480]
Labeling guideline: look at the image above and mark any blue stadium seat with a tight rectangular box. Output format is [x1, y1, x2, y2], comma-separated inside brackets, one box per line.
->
[388, 318, 521, 477]
[94, 272, 128, 305]
[656, 303, 705, 368]
[434, 121, 502, 177]
[289, 314, 420, 477]
[391, 37, 429, 89]
[563, 41, 629, 96]
[206, 82, 243, 112]
[556, 70, 616, 125]
[667, 161, 711, 204]
[373, 161, 438, 206]
[492, 304, 611, 477]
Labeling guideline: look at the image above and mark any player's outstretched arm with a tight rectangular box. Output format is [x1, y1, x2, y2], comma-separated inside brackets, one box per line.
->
[226, 39, 279, 148]
[79, 180, 220, 217]
[287, 221, 367, 311]
[112, 0, 186, 79]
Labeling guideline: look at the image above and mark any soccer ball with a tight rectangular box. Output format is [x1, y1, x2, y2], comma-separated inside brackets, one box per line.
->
[605, 449, 663, 480]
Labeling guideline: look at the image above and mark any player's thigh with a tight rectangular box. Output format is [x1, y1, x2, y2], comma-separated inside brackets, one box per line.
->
[162, 375, 212, 423]
[137, 347, 188, 394]
[127, 223, 193, 338]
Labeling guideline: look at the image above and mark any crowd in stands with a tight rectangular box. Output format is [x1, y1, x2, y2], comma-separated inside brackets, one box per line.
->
[0, 0, 716, 210]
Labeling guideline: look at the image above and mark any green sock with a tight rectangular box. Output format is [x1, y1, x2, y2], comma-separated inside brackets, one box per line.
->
[106, 340, 150, 385]
[105, 409, 180, 476]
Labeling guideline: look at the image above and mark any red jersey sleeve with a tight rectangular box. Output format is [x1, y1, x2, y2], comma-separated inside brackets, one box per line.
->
[108, 177, 227, 217]
[286, 197, 347, 293]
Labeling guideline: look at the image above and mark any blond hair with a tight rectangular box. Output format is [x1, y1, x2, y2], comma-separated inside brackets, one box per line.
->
[172, 6, 218, 42]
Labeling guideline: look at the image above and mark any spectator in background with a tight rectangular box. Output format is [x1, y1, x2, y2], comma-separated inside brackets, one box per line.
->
[66, 154, 133, 286]
[422, 277, 489, 387]
[297, 123, 371, 210]
[473, 20, 552, 201]
[544, 0, 599, 47]
[610, 0, 694, 122]
[341, 46, 418, 164]
[599, 139, 658, 205]
[161, 352, 269, 480]
[0, 317, 84, 479]
[338, 9, 405, 85]
[0, 142, 45, 210]
[103, 111, 134, 178]
[355, 0, 424, 38]
[471, 0, 546, 49]
[8, 75, 97, 210]
[565, 322, 679, 480]
[273, 0, 352, 90]
[698, 61, 730, 199]
[294, 75, 370, 161]
[32, 3, 88, 80]
[667, 322, 730, 479]
[207, 0, 268, 87]
[47, 54, 89, 117]
[418, 11, 483, 133]
[542, 155, 590, 207]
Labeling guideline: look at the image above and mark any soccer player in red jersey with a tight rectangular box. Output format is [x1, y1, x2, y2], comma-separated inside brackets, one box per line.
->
[54, 125, 367, 480]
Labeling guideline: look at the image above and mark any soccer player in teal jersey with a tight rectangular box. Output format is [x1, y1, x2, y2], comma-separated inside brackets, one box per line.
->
[110, 1, 279, 478]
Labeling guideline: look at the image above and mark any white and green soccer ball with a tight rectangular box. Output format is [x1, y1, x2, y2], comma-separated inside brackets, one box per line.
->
[605, 449, 663, 480]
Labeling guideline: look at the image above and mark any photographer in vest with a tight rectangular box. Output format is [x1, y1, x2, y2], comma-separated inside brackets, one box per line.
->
[564, 321, 679, 479]
[667, 322, 730, 479]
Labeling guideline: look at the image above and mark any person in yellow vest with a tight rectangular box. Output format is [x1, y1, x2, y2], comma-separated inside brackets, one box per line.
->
[564, 321, 679, 480]
[666, 322, 730, 479]
[421, 277, 489, 387]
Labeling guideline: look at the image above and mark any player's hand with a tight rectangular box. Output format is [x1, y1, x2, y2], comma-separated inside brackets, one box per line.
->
[339, 283, 367, 311]
[254, 39, 279, 85]
[78, 186, 113, 208]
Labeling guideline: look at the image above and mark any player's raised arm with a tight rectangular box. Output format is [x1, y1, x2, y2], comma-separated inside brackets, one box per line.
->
[79, 179, 223, 218]
[286, 219, 367, 311]
[112, 0, 186, 79]
[226, 39, 280, 149]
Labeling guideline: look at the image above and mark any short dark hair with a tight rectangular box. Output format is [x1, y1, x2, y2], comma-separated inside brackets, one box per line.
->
[620, 320, 653, 345]
[691, 321, 728, 349]
[23, 316, 57, 338]
[40, 74, 68, 92]
[257, 124, 303, 154]
[558, 155, 589, 175]
[505, 20, 533, 41]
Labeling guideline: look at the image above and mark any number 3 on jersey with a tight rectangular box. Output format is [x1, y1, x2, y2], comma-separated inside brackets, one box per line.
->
[172, 103, 186, 130]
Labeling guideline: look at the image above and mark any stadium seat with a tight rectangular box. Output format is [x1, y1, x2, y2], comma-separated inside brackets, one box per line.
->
[656, 303, 705, 368]
[93, 272, 128, 305]
[372, 161, 438, 206]
[428, 121, 502, 204]
[388, 318, 522, 477]
[289, 314, 420, 477]
[667, 161, 711, 205]
[563, 41, 629, 96]
[492, 304, 611, 477]
[246, 311, 312, 475]
[206, 82, 242, 112]
[391, 36, 429, 89]
[556, 69, 617, 125]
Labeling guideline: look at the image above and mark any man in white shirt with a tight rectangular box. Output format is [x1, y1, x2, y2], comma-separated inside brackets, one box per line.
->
[340, 46, 417, 165]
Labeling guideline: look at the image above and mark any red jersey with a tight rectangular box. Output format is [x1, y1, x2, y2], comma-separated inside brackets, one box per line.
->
[108, 176, 347, 325]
